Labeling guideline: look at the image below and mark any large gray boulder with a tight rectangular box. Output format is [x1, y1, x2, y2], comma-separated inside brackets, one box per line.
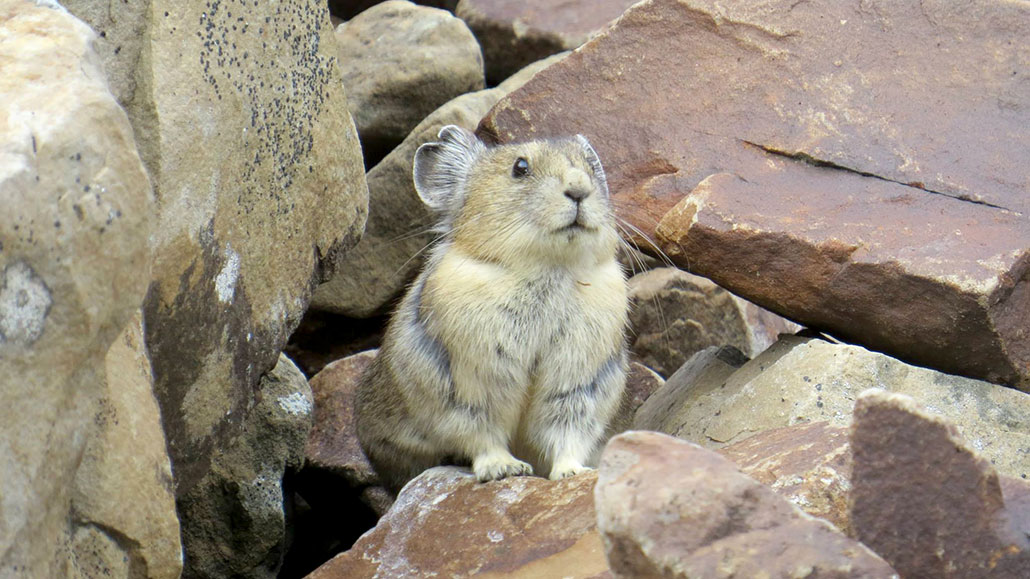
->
[0, 1, 154, 574]
[63, 0, 369, 500]
[335, 0, 484, 163]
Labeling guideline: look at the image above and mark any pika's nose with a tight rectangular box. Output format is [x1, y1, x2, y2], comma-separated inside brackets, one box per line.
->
[564, 187, 590, 203]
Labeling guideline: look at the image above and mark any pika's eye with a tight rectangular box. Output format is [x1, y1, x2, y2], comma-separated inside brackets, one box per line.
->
[512, 157, 530, 178]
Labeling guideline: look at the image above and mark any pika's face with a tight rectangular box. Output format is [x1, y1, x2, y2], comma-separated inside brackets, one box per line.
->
[414, 126, 618, 268]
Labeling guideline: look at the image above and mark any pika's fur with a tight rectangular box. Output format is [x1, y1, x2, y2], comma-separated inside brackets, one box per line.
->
[355, 125, 628, 492]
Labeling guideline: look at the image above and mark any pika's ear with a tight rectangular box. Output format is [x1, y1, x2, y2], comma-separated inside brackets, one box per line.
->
[413, 125, 486, 211]
[575, 134, 609, 198]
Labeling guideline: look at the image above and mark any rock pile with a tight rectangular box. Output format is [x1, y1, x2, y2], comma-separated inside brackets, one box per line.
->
[3, 0, 1028, 577]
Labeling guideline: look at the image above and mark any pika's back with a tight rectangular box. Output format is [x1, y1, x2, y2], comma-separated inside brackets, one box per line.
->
[413, 126, 620, 270]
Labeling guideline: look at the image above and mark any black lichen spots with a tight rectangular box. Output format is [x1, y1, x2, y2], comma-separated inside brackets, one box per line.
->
[195, 0, 336, 215]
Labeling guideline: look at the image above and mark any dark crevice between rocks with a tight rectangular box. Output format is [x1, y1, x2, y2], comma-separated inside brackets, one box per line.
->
[740, 140, 1015, 212]
[279, 469, 381, 578]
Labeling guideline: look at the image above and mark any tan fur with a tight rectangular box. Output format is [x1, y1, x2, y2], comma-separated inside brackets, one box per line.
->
[355, 126, 628, 492]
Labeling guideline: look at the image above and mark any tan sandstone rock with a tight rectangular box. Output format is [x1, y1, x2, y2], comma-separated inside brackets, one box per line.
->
[311, 53, 567, 317]
[596, 431, 896, 578]
[64, 0, 369, 499]
[68, 311, 182, 578]
[455, 0, 636, 85]
[335, 0, 485, 163]
[0, 1, 154, 574]
[850, 390, 1030, 577]
[628, 267, 797, 377]
[480, 0, 1030, 389]
[634, 335, 1030, 480]
[308, 467, 609, 578]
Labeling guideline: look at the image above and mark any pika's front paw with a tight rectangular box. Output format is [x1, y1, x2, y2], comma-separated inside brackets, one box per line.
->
[549, 462, 593, 480]
[473, 452, 533, 482]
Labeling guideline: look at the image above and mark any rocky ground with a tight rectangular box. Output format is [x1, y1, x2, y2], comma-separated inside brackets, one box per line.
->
[1, 0, 1028, 578]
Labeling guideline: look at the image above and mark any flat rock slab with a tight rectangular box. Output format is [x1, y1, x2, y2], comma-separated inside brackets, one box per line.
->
[480, 0, 1030, 389]
[596, 431, 896, 578]
[308, 467, 609, 578]
[851, 390, 1030, 577]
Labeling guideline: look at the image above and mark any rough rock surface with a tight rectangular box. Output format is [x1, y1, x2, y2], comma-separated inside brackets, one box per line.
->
[480, 0, 1030, 389]
[69, 312, 182, 578]
[0, 2, 154, 574]
[635, 335, 1030, 480]
[64, 0, 369, 498]
[308, 467, 608, 578]
[628, 267, 797, 377]
[596, 431, 896, 578]
[178, 354, 314, 578]
[719, 421, 852, 535]
[455, 0, 636, 84]
[305, 350, 379, 488]
[850, 390, 1030, 577]
[311, 52, 567, 317]
[335, 0, 484, 163]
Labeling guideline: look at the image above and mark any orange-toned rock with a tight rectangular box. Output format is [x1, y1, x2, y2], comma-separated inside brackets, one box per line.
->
[481, 0, 1030, 389]
[307, 467, 609, 578]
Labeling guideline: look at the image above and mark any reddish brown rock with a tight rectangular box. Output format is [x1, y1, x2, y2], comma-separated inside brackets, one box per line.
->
[850, 390, 1030, 577]
[719, 421, 853, 535]
[305, 350, 378, 487]
[308, 467, 610, 578]
[596, 431, 896, 578]
[628, 267, 797, 377]
[456, 0, 636, 84]
[480, 0, 1030, 389]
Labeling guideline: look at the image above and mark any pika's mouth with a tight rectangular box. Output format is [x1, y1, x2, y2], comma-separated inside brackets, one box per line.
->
[556, 217, 593, 234]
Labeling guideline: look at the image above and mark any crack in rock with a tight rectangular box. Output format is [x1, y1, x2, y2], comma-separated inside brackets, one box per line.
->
[741, 140, 1016, 213]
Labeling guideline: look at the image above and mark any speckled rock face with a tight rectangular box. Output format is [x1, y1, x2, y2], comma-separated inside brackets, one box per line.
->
[637, 334, 1030, 480]
[595, 431, 896, 578]
[69, 311, 182, 578]
[311, 53, 565, 317]
[178, 354, 314, 578]
[335, 0, 484, 163]
[719, 421, 853, 535]
[0, 2, 154, 575]
[307, 467, 609, 578]
[60, 0, 369, 497]
[455, 0, 635, 84]
[628, 267, 798, 377]
[480, 0, 1030, 389]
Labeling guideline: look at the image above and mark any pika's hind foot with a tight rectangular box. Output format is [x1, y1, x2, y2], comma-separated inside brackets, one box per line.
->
[549, 461, 594, 480]
[473, 450, 533, 482]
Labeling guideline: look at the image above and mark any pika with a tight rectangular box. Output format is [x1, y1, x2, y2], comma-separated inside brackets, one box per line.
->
[355, 125, 628, 492]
